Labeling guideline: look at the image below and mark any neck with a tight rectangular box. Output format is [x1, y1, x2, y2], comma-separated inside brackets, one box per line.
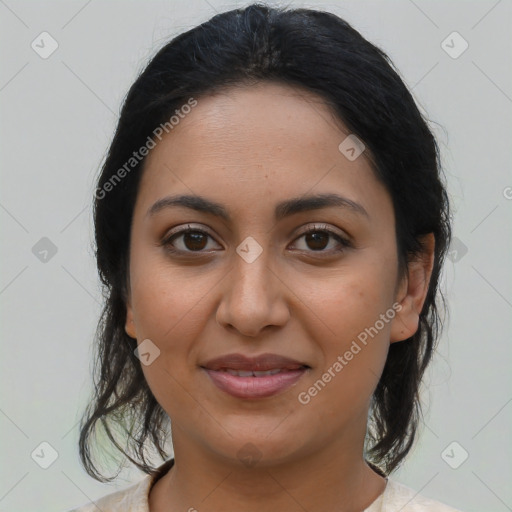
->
[149, 430, 387, 512]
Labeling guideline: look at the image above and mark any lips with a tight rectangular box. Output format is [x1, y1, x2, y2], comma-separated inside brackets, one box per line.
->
[201, 353, 310, 399]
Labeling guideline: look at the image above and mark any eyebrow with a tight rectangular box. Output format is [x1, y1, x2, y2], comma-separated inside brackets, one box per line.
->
[147, 193, 369, 221]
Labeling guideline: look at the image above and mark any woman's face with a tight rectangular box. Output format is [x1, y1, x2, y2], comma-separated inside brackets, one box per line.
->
[125, 82, 422, 466]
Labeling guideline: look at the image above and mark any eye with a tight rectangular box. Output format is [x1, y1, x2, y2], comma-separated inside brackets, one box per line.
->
[161, 223, 352, 257]
[290, 224, 352, 255]
[161, 224, 221, 254]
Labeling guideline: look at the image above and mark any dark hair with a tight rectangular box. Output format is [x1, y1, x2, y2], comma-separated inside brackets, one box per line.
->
[79, 2, 452, 482]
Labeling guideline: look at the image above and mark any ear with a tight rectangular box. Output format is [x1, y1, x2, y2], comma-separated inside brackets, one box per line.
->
[125, 299, 137, 339]
[390, 233, 435, 343]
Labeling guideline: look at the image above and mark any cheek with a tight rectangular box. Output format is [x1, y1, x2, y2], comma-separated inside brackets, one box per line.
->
[302, 264, 395, 342]
[297, 268, 394, 402]
[130, 253, 212, 339]
[128, 256, 231, 399]
[129, 264, 209, 412]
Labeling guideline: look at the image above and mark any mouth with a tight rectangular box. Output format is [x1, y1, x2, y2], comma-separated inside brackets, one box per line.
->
[219, 368, 301, 377]
[200, 353, 310, 399]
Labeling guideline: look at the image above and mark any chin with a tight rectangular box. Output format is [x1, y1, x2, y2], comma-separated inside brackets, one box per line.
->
[206, 425, 312, 469]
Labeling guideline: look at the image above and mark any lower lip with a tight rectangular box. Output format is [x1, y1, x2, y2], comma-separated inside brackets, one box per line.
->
[203, 368, 307, 399]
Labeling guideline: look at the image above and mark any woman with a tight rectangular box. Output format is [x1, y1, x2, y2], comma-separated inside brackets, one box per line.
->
[69, 3, 460, 511]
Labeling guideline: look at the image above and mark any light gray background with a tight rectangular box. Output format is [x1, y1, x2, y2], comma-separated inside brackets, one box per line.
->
[1, 1, 511, 511]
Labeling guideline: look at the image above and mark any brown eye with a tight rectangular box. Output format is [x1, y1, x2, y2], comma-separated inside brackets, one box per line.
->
[181, 231, 208, 251]
[304, 231, 330, 251]
[291, 225, 352, 256]
[162, 226, 221, 254]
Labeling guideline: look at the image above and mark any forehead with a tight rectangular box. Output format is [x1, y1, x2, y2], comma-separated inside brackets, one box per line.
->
[137, 82, 392, 224]
[147, 82, 349, 167]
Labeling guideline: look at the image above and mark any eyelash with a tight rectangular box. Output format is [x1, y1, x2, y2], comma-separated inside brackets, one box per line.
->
[161, 223, 352, 257]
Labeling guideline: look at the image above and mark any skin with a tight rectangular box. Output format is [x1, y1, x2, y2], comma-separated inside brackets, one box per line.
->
[124, 82, 435, 512]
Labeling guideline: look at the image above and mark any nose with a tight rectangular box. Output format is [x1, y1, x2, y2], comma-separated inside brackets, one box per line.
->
[215, 247, 290, 338]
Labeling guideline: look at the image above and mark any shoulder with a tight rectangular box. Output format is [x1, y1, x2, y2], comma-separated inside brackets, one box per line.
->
[370, 478, 463, 512]
[66, 458, 175, 512]
[66, 474, 153, 512]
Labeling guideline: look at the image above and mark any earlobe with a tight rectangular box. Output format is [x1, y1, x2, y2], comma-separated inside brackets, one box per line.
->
[390, 233, 435, 343]
[125, 303, 137, 339]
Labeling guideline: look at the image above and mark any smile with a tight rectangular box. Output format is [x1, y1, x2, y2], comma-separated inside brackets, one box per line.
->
[203, 367, 308, 398]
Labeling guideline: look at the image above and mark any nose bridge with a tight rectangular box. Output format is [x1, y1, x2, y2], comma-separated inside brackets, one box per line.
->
[216, 237, 289, 335]
[230, 239, 275, 307]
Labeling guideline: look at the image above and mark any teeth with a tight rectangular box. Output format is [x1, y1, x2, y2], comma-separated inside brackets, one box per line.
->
[253, 369, 282, 376]
[224, 368, 283, 377]
[229, 370, 254, 377]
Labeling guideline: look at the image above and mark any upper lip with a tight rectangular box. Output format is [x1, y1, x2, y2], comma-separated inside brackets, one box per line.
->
[201, 353, 309, 371]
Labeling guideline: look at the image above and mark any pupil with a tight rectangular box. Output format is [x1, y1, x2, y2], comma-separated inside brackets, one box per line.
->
[185, 232, 207, 250]
[307, 232, 328, 250]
